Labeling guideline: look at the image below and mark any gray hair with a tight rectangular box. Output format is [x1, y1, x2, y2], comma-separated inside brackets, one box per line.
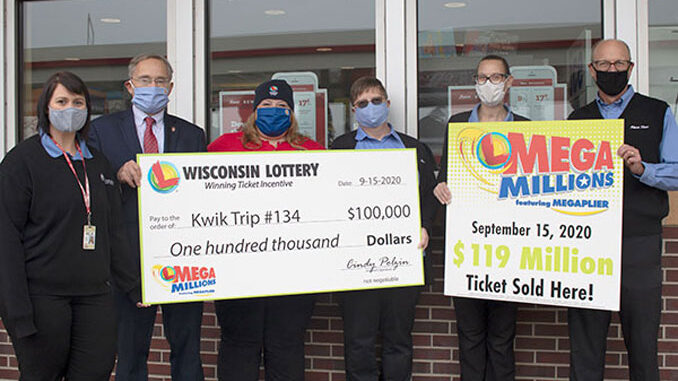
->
[128, 53, 174, 81]
[592, 39, 632, 61]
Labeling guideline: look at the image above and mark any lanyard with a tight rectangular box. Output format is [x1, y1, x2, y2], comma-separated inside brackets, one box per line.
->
[51, 138, 91, 224]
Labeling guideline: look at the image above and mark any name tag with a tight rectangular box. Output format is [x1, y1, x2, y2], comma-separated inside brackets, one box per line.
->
[83, 225, 96, 250]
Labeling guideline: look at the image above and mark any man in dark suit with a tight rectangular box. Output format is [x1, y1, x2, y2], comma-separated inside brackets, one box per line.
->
[89, 53, 206, 381]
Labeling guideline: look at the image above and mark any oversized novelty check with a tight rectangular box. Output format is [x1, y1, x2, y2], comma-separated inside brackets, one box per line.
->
[138, 150, 424, 304]
[444, 120, 624, 310]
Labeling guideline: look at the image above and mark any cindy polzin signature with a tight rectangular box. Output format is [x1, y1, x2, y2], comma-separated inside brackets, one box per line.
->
[344, 256, 411, 273]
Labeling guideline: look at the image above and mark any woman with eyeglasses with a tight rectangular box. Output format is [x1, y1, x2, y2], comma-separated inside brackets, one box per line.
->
[0, 71, 141, 380]
[208, 79, 323, 381]
[433, 55, 528, 381]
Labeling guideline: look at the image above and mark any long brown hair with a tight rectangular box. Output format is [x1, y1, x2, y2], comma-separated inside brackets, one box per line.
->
[241, 110, 310, 150]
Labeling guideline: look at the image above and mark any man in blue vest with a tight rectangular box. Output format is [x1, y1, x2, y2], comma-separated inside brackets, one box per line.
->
[567, 39, 678, 381]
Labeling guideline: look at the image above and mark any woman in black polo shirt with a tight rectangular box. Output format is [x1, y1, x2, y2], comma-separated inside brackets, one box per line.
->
[434, 55, 528, 381]
[0, 71, 141, 380]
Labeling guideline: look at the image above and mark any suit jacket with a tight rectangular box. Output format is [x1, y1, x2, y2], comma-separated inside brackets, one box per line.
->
[331, 129, 438, 285]
[89, 109, 207, 264]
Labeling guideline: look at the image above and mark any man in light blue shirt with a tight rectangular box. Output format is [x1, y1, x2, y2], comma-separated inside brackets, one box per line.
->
[594, 84, 678, 190]
[568, 39, 678, 381]
[331, 77, 437, 381]
[353, 120, 406, 150]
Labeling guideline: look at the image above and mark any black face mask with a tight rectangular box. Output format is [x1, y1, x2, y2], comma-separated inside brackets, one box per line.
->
[595, 70, 629, 96]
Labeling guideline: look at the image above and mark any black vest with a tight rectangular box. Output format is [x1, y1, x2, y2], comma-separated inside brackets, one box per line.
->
[568, 93, 669, 236]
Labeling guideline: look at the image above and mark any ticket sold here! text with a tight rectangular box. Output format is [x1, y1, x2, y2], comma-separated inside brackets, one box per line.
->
[137, 150, 424, 304]
[444, 119, 624, 311]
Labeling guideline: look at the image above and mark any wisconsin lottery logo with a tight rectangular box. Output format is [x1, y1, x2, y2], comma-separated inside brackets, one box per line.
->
[148, 161, 180, 193]
[152, 265, 217, 296]
[456, 126, 616, 215]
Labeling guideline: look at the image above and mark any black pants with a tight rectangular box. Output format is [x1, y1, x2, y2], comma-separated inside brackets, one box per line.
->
[113, 288, 204, 381]
[454, 297, 517, 381]
[569, 234, 662, 381]
[9, 292, 116, 381]
[340, 286, 421, 381]
[215, 294, 315, 381]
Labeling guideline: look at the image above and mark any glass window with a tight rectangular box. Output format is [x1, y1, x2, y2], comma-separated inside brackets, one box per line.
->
[21, 0, 167, 140]
[649, 0, 678, 225]
[417, 0, 602, 158]
[208, 0, 376, 146]
[649, 0, 678, 116]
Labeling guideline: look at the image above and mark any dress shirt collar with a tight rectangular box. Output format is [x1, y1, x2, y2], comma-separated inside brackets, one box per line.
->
[132, 104, 165, 127]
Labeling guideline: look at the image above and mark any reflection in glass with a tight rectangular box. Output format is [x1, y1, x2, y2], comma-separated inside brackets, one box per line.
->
[417, 0, 602, 157]
[649, 0, 678, 223]
[22, 0, 166, 140]
[208, 0, 376, 146]
[649, 0, 678, 121]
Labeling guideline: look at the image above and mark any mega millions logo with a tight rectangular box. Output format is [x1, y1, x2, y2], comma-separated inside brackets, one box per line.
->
[152, 265, 217, 296]
[456, 126, 615, 215]
[148, 161, 180, 193]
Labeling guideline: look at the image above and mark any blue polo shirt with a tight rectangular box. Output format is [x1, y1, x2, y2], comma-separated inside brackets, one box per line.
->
[354, 124, 405, 150]
[595, 86, 678, 190]
[467, 104, 515, 122]
[40, 131, 93, 161]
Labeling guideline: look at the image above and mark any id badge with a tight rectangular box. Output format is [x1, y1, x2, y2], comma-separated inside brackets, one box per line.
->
[83, 225, 96, 250]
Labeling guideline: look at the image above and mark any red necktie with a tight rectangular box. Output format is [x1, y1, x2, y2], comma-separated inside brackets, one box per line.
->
[143, 117, 159, 153]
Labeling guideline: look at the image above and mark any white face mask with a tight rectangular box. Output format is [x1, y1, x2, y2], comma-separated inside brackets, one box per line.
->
[475, 81, 506, 107]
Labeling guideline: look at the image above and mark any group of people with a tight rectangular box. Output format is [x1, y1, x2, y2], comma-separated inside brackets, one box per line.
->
[0, 38, 675, 381]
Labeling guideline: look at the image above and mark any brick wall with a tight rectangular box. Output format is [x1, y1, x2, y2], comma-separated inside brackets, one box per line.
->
[2, 227, 678, 380]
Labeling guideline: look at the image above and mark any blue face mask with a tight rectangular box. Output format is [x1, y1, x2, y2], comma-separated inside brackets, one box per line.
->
[355, 102, 389, 128]
[131, 85, 169, 115]
[255, 107, 292, 137]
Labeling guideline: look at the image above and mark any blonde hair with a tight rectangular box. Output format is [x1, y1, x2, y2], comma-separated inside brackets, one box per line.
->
[241, 111, 310, 150]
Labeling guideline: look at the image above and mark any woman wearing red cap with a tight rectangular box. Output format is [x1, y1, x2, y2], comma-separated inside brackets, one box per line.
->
[209, 79, 322, 152]
[208, 79, 323, 380]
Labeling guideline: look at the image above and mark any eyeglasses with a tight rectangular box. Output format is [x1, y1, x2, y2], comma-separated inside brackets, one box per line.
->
[131, 76, 170, 86]
[354, 97, 384, 109]
[473, 73, 508, 85]
[591, 60, 633, 71]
